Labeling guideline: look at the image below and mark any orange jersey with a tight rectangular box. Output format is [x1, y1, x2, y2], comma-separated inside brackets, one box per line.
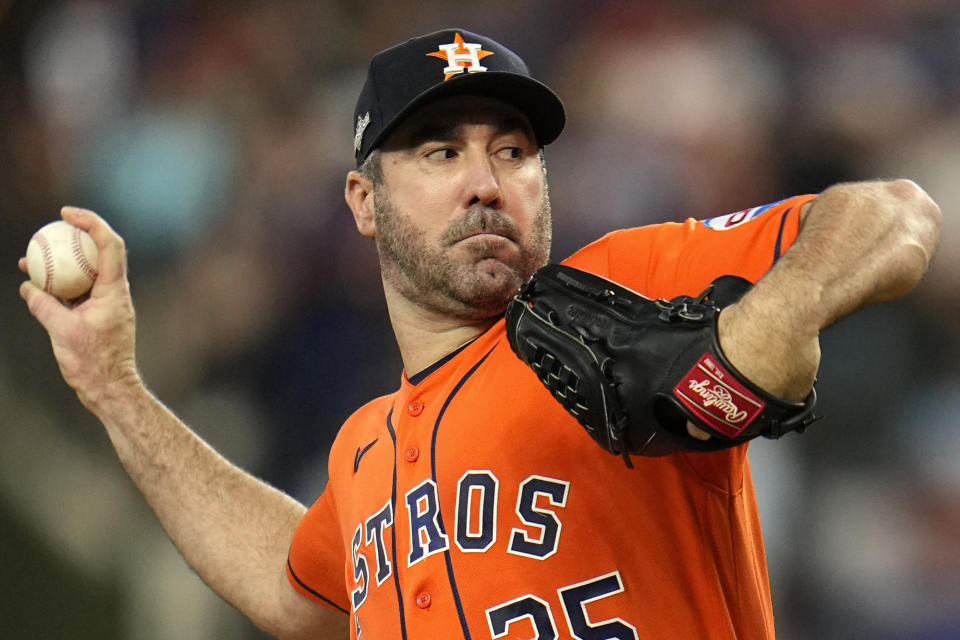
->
[287, 195, 815, 639]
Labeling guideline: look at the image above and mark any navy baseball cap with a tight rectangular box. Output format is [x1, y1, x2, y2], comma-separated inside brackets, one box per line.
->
[353, 28, 566, 166]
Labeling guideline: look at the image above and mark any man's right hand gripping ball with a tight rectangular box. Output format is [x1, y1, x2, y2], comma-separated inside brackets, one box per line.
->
[19, 207, 139, 413]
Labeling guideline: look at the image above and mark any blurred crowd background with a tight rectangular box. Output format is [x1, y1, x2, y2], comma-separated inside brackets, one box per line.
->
[1, 1, 958, 638]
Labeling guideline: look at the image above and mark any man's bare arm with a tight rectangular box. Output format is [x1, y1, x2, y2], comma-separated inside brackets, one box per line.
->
[718, 179, 942, 401]
[19, 207, 347, 640]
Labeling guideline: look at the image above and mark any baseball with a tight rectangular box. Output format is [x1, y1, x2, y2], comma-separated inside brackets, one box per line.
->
[25, 220, 99, 300]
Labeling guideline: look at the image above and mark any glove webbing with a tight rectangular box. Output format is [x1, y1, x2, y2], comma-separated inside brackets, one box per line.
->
[521, 334, 636, 468]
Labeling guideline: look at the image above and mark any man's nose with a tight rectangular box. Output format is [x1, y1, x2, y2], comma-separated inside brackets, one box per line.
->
[464, 154, 502, 208]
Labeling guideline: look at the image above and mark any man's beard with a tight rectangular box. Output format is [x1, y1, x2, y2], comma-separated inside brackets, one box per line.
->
[373, 187, 552, 322]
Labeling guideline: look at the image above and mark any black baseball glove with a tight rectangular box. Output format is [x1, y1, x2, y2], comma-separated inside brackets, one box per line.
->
[505, 264, 818, 465]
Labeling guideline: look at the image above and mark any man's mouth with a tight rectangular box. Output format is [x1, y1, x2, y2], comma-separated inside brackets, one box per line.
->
[459, 230, 511, 241]
[445, 208, 520, 246]
[454, 231, 517, 249]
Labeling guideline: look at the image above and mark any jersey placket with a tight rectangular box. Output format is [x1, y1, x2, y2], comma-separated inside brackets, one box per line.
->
[391, 378, 456, 638]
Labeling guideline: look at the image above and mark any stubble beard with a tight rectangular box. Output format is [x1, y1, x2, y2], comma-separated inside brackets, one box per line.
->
[373, 186, 552, 322]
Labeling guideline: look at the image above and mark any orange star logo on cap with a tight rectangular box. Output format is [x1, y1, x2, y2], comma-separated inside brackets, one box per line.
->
[427, 32, 495, 81]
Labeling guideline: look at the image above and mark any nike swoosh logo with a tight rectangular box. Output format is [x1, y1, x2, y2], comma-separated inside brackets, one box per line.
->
[354, 438, 379, 472]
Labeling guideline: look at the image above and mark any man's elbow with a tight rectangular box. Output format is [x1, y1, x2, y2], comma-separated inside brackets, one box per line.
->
[878, 179, 943, 300]
[889, 178, 942, 264]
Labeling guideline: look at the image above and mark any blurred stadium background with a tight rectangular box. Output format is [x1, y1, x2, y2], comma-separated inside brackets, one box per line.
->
[1, 1, 958, 638]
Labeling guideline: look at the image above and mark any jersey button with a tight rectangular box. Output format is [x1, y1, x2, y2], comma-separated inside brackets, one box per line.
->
[416, 592, 431, 609]
[408, 400, 425, 416]
[404, 447, 420, 463]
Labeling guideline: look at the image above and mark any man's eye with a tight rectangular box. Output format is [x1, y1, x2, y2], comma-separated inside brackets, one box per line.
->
[496, 147, 523, 160]
[426, 148, 457, 161]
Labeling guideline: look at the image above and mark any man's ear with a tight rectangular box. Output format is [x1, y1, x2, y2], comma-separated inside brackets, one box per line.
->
[345, 170, 376, 237]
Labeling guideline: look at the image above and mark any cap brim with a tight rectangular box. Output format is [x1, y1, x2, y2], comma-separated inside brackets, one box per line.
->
[368, 71, 565, 154]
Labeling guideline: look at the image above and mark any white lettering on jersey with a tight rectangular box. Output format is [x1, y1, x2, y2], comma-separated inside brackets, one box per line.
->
[456, 470, 499, 553]
[348, 472, 575, 609]
[508, 475, 570, 559]
[364, 500, 394, 586]
[405, 479, 450, 565]
[350, 524, 369, 609]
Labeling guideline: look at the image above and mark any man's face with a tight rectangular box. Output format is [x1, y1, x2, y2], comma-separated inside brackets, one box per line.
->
[371, 95, 552, 322]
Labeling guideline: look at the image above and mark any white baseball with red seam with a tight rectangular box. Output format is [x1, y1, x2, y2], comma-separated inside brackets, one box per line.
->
[25, 220, 99, 300]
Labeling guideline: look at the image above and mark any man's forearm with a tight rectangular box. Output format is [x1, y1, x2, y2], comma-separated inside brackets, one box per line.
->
[781, 180, 940, 327]
[718, 179, 941, 401]
[92, 381, 336, 638]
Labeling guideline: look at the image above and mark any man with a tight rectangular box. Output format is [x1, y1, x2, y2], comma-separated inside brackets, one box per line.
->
[19, 28, 940, 640]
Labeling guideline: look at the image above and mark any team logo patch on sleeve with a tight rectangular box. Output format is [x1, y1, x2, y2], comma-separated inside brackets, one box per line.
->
[702, 199, 786, 230]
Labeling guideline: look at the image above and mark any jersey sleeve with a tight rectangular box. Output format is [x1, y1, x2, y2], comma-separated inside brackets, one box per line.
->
[564, 195, 815, 298]
[286, 489, 350, 614]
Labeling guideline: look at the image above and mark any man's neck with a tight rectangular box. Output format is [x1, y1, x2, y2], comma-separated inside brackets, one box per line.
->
[383, 286, 498, 377]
